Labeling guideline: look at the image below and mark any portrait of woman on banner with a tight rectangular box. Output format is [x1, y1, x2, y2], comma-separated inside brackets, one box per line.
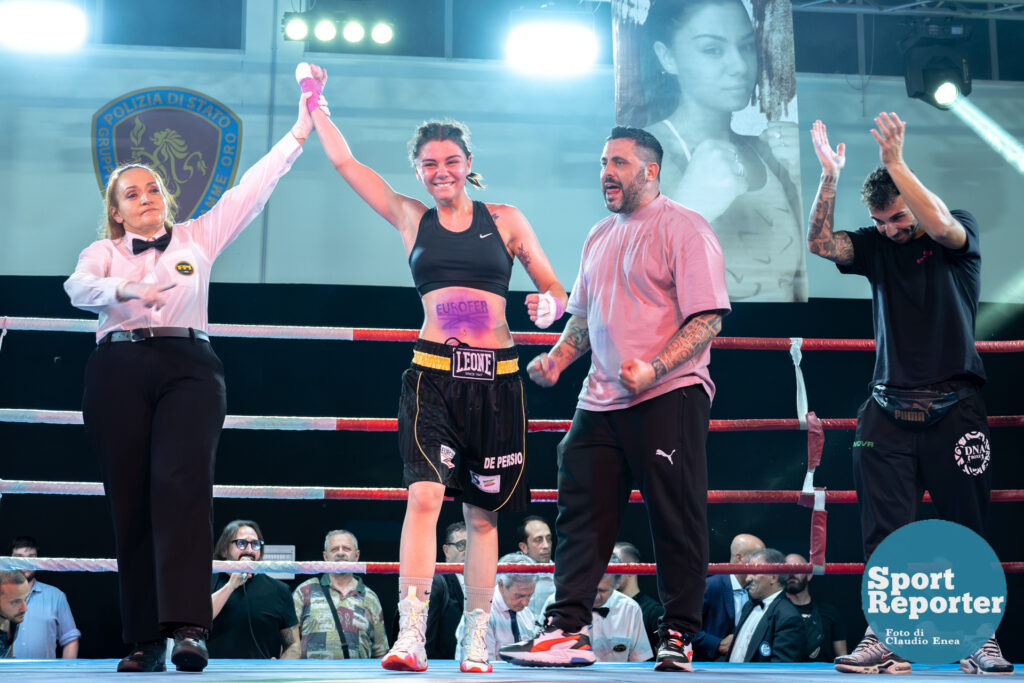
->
[615, 0, 806, 302]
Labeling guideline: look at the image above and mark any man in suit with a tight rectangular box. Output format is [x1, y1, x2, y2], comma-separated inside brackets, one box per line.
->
[727, 548, 805, 663]
[423, 522, 467, 659]
[692, 533, 764, 660]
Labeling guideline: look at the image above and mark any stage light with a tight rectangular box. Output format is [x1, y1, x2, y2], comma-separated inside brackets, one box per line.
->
[0, 1, 87, 53]
[901, 21, 971, 110]
[342, 20, 365, 43]
[314, 19, 337, 42]
[283, 14, 309, 40]
[506, 12, 598, 77]
[371, 22, 393, 45]
[933, 81, 960, 107]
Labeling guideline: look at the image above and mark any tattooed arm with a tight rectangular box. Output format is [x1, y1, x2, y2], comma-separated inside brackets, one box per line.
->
[526, 315, 590, 387]
[489, 203, 569, 322]
[279, 624, 301, 659]
[807, 120, 854, 266]
[619, 312, 723, 394]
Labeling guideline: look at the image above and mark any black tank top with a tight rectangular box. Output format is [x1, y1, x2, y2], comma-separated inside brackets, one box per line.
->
[409, 201, 513, 297]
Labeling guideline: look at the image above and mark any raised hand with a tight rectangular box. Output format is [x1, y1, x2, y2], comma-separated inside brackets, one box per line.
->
[870, 112, 906, 168]
[811, 120, 845, 175]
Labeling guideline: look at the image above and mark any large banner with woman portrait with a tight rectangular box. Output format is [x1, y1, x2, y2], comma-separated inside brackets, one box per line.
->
[613, 0, 806, 302]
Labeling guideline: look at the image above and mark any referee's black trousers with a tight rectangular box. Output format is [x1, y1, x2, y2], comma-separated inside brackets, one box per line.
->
[546, 385, 710, 637]
[83, 337, 226, 643]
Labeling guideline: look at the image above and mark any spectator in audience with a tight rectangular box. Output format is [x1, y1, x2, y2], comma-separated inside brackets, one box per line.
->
[726, 548, 805, 662]
[424, 522, 467, 659]
[515, 516, 554, 617]
[208, 520, 299, 659]
[456, 553, 538, 661]
[293, 530, 387, 659]
[1, 571, 31, 658]
[9, 537, 81, 658]
[692, 532, 764, 660]
[613, 541, 661, 654]
[785, 552, 847, 662]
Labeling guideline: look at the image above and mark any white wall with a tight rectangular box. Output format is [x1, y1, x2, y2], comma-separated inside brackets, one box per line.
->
[1, 3, 1022, 302]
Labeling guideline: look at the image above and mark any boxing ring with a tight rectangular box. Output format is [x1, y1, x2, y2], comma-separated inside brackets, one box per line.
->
[1, 315, 1021, 680]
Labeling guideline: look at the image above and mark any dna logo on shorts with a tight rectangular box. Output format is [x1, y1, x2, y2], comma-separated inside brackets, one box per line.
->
[953, 431, 990, 475]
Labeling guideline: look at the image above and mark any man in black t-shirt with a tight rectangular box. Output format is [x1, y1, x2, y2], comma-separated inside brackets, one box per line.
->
[208, 520, 299, 659]
[784, 553, 846, 663]
[807, 114, 1012, 676]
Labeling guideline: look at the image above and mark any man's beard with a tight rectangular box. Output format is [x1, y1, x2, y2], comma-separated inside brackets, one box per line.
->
[605, 168, 646, 214]
[786, 577, 809, 594]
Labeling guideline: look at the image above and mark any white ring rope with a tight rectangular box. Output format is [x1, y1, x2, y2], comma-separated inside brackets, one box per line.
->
[0, 316, 357, 340]
[790, 337, 809, 429]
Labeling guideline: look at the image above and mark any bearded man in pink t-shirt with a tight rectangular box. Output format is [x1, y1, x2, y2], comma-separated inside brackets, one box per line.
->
[500, 126, 730, 673]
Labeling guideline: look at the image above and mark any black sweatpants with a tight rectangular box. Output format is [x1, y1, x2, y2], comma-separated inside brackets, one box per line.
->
[546, 385, 710, 636]
[83, 337, 226, 643]
[852, 390, 992, 559]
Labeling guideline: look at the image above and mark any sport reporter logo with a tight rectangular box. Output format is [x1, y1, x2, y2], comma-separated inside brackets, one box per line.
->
[862, 520, 1006, 663]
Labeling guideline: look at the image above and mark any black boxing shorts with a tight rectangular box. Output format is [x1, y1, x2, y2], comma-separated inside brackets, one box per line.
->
[397, 338, 528, 512]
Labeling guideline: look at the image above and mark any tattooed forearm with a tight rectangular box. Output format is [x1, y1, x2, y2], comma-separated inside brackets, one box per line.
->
[280, 626, 300, 658]
[436, 299, 490, 331]
[807, 174, 854, 265]
[652, 313, 722, 378]
[550, 315, 590, 364]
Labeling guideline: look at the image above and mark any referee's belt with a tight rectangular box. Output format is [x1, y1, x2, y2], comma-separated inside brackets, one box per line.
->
[412, 349, 519, 376]
[100, 327, 210, 344]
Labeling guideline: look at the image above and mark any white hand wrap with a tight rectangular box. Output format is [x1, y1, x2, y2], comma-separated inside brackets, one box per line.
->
[534, 290, 565, 329]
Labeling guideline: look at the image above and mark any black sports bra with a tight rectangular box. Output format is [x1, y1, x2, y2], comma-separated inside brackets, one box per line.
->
[409, 201, 513, 297]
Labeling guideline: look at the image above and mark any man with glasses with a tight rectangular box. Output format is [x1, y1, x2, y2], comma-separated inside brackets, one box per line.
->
[423, 522, 467, 659]
[208, 520, 299, 659]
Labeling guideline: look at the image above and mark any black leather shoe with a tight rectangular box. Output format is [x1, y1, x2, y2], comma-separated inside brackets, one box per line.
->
[117, 640, 166, 672]
[171, 626, 209, 672]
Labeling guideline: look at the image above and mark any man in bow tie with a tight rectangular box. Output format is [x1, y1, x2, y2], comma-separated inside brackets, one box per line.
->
[726, 548, 805, 663]
[539, 554, 653, 663]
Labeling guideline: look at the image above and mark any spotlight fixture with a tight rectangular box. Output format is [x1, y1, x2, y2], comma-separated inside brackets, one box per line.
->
[314, 18, 337, 42]
[0, 0, 88, 53]
[281, 9, 395, 47]
[901, 20, 972, 110]
[342, 20, 365, 43]
[282, 12, 309, 41]
[506, 8, 598, 77]
[371, 22, 394, 45]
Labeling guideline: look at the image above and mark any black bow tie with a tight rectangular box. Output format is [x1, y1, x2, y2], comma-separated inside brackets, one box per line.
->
[132, 232, 171, 255]
[593, 607, 610, 618]
[749, 598, 765, 610]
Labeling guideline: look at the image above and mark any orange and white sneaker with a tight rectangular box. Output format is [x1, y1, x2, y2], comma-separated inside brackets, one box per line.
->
[459, 608, 492, 673]
[381, 588, 429, 672]
[499, 623, 595, 667]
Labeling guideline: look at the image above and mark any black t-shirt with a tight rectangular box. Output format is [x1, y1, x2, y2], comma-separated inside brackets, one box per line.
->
[208, 574, 297, 659]
[794, 600, 842, 662]
[838, 209, 985, 388]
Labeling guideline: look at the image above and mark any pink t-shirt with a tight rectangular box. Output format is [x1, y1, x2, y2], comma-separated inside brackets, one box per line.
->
[567, 194, 730, 411]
